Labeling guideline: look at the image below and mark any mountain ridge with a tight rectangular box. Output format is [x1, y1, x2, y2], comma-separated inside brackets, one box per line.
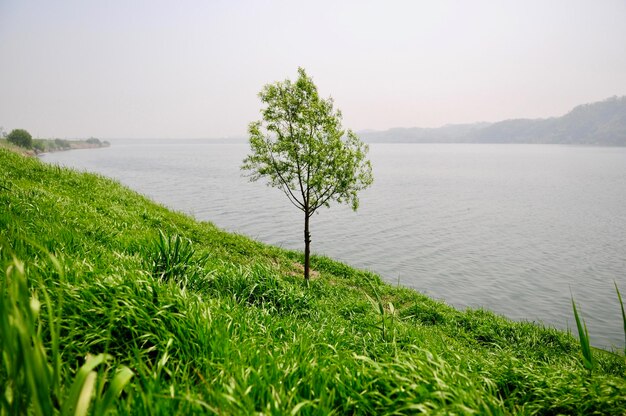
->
[359, 96, 626, 146]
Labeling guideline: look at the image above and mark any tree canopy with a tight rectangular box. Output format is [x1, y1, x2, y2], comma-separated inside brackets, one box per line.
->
[7, 129, 33, 149]
[242, 68, 373, 281]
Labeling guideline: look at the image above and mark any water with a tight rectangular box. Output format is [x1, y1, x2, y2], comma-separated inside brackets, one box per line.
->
[41, 141, 626, 349]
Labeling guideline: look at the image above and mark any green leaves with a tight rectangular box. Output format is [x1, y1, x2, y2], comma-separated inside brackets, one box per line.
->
[242, 68, 373, 216]
[7, 128, 33, 149]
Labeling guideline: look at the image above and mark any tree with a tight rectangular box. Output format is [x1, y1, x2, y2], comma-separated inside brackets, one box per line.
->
[7, 129, 33, 149]
[242, 68, 373, 281]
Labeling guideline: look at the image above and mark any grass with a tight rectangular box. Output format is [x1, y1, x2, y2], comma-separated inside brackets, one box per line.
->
[571, 297, 594, 373]
[1, 255, 134, 416]
[616, 282, 626, 357]
[0, 138, 36, 156]
[1, 147, 626, 414]
[570, 283, 626, 374]
[147, 230, 206, 283]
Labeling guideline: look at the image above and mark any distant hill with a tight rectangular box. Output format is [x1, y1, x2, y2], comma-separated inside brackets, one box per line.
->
[360, 96, 626, 146]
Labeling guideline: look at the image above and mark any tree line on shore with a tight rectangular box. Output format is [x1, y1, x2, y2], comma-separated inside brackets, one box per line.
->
[0, 127, 109, 153]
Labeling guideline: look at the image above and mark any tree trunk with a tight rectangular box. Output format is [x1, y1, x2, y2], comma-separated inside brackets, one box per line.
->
[304, 210, 311, 282]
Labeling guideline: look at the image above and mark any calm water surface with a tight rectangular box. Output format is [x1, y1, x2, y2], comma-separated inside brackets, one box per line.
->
[42, 141, 626, 349]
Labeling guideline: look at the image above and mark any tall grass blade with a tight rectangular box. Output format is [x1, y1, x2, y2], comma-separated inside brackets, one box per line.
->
[148, 230, 200, 283]
[615, 281, 626, 356]
[96, 366, 134, 415]
[2, 258, 55, 416]
[74, 372, 97, 416]
[571, 297, 594, 372]
[61, 353, 109, 416]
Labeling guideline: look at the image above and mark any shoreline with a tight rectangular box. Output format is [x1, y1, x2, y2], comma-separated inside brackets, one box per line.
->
[0, 138, 110, 157]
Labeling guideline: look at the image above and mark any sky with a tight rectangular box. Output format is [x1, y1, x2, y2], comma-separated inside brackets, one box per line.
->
[1, 0, 625, 139]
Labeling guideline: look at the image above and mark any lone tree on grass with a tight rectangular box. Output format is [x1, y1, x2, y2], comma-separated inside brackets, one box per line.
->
[242, 68, 373, 281]
[7, 129, 33, 149]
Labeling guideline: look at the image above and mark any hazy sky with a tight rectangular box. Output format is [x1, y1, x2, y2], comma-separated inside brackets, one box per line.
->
[1, 0, 625, 139]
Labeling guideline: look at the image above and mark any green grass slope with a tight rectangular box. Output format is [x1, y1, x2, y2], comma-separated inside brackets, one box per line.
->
[1, 148, 625, 415]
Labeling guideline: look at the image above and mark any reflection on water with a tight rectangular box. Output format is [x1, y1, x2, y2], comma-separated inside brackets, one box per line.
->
[42, 141, 626, 349]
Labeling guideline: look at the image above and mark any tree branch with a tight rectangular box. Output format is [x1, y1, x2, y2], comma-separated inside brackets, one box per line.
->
[310, 182, 341, 213]
[263, 136, 305, 210]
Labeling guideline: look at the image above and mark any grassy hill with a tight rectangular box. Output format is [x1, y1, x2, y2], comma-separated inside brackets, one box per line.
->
[1, 147, 625, 414]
